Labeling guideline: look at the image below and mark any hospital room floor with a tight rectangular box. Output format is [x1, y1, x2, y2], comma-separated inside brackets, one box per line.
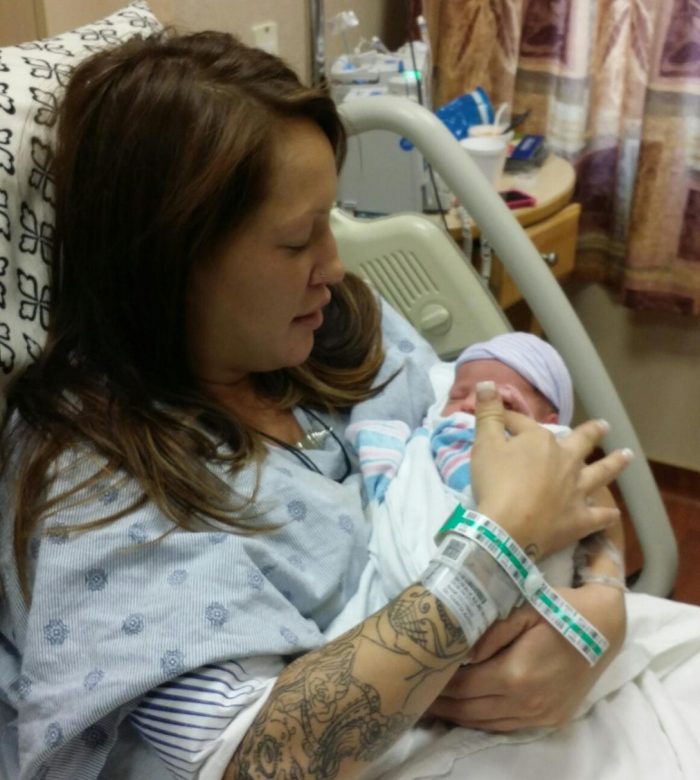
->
[620, 462, 700, 605]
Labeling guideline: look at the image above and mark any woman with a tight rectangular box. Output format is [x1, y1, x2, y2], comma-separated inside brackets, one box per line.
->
[0, 30, 631, 779]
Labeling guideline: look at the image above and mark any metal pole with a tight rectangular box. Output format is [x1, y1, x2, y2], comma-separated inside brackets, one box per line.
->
[308, 0, 326, 87]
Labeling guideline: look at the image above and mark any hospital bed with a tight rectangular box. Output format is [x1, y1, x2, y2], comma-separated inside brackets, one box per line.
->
[332, 96, 678, 598]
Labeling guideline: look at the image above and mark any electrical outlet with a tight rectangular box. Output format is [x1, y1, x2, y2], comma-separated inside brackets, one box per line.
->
[252, 21, 279, 55]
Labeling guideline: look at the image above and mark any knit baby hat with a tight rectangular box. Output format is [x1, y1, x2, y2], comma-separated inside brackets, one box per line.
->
[455, 332, 574, 425]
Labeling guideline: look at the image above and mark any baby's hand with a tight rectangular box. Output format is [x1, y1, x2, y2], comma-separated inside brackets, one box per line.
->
[495, 384, 535, 418]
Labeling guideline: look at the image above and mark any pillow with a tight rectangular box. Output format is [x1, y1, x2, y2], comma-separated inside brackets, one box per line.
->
[0, 1, 162, 403]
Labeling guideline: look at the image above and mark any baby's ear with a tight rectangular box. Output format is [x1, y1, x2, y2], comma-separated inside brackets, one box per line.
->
[543, 410, 560, 425]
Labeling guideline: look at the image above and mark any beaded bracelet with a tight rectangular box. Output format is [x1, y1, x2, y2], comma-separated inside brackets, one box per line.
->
[438, 504, 610, 666]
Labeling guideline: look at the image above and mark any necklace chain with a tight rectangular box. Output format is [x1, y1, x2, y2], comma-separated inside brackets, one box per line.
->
[296, 428, 329, 450]
[259, 406, 351, 482]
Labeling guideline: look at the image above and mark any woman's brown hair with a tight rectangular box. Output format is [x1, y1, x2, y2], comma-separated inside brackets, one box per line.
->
[4, 30, 386, 590]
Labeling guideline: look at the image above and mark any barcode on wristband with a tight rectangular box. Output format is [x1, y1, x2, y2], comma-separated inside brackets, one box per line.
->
[422, 562, 498, 646]
[442, 539, 465, 562]
[532, 587, 609, 661]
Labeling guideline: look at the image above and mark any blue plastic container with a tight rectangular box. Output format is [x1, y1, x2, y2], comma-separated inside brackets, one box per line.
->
[400, 87, 494, 150]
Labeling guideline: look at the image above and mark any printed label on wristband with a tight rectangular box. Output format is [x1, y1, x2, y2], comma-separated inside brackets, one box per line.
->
[437, 534, 521, 620]
[437, 504, 610, 666]
[422, 556, 498, 646]
[441, 538, 470, 564]
[440, 506, 531, 585]
[530, 586, 609, 661]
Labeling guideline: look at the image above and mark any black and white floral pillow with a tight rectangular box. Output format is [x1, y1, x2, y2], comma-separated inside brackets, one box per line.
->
[0, 1, 162, 401]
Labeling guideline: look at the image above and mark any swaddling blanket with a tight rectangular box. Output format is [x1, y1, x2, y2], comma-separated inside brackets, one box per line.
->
[325, 411, 573, 639]
[323, 418, 460, 640]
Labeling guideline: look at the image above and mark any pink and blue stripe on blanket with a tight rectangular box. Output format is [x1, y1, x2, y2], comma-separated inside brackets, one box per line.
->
[346, 415, 476, 503]
[429, 416, 476, 492]
[345, 419, 413, 502]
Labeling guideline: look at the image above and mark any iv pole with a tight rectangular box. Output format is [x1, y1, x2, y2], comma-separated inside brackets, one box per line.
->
[308, 0, 325, 87]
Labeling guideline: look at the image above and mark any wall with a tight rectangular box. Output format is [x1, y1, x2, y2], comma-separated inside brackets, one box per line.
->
[0, 0, 41, 45]
[6, 1, 403, 83]
[39, 0, 128, 37]
[150, 0, 309, 78]
[569, 283, 700, 472]
[155, 0, 406, 81]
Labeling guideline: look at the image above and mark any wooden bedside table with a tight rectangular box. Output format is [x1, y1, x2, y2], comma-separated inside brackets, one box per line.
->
[474, 154, 581, 311]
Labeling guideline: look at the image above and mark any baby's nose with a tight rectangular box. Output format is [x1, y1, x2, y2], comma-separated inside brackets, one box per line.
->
[459, 393, 477, 414]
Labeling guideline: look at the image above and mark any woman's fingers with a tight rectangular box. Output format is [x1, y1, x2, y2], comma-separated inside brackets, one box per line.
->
[501, 408, 541, 434]
[585, 504, 622, 532]
[468, 605, 539, 665]
[428, 583, 626, 732]
[472, 381, 509, 442]
[580, 448, 634, 495]
[472, 380, 632, 555]
[560, 418, 611, 460]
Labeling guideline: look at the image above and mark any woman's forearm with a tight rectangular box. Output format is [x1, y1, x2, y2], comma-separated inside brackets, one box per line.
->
[226, 584, 470, 779]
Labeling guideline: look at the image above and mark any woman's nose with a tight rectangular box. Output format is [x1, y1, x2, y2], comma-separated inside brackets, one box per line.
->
[310, 230, 345, 287]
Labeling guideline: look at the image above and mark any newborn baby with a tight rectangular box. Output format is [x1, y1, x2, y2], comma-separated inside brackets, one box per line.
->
[326, 332, 578, 638]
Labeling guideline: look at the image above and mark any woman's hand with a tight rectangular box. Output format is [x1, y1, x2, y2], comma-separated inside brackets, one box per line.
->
[427, 583, 626, 731]
[470, 381, 632, 558]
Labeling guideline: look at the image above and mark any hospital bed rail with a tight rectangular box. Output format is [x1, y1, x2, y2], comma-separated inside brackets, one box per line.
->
[335, 95, 678, 598]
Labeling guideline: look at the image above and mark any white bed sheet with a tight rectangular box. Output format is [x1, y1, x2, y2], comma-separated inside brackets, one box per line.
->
[382, 593, 700, 779]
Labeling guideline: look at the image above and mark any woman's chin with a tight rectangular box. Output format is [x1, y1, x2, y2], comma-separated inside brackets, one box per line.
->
[280, 338, 316, 370]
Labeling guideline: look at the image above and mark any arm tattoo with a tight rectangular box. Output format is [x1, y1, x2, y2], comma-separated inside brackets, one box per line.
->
[386, 586, 466, 657]
[232, 635, 409, 778]
[229, 586, 468, 778]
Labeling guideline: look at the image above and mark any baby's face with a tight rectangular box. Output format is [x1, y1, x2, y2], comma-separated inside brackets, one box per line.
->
[442, 359, 558, 422]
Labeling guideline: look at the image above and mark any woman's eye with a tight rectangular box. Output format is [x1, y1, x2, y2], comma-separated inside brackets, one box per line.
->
[283, 241, 310, 253]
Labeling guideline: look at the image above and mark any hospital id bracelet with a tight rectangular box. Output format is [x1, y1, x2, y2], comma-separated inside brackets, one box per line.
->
[438, 504, 610, 666]
[577, 571, 628, 592]
[421, 535, 520, 647]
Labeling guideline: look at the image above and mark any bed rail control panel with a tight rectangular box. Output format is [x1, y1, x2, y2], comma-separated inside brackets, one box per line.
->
[418, 303, 452, 336]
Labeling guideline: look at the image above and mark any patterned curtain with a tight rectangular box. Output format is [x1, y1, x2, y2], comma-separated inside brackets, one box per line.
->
[422, 0, 700, 315]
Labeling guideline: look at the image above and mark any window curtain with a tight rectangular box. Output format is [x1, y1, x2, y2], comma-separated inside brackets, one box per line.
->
[422, 0, 700, 315]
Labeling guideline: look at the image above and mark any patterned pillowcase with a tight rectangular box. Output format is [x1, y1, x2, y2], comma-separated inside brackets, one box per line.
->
[0, 1, 162, 401]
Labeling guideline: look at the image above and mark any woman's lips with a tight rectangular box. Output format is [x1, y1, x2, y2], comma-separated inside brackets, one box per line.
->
[294, 293, 331, 328]
[293, 308, 324, 328]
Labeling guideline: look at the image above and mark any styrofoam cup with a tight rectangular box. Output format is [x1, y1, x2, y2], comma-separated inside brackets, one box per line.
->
[459, 135, 512, 188]
[469, 123, 509, 138]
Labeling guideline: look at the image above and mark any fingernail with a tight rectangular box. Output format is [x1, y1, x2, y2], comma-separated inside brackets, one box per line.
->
[476, 380, 496, 401]
[597, 419, 610, 433]
[621, 447, 634, 461]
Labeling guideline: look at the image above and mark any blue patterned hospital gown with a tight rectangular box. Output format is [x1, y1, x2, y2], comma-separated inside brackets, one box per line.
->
[0, 302, 438, 779]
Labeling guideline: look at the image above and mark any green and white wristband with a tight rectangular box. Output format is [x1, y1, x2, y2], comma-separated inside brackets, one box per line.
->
[422, 534, 520, 647]
[439, 504, 610, 666]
